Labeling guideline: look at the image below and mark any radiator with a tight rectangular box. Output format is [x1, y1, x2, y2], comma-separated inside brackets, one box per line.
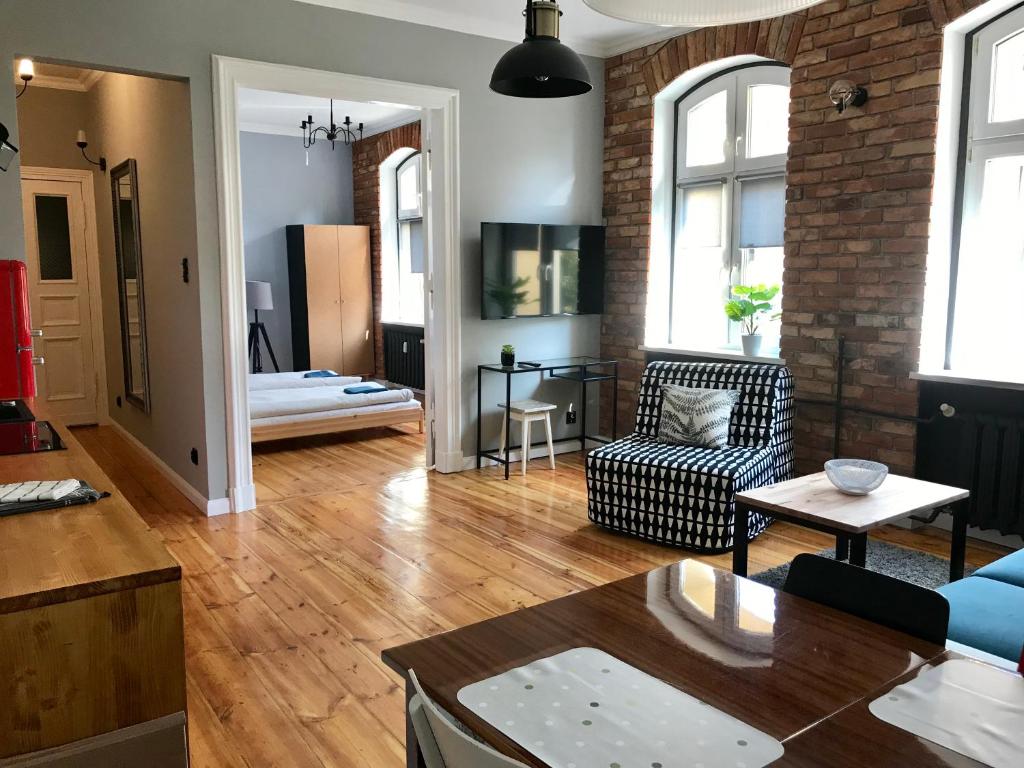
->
[958, 414, 1024, 536]
[383, 324, 425, 391]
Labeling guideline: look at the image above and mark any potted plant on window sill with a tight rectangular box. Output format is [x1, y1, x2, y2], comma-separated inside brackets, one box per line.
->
[724, 284, 780, 357]
[501, 344, 515, 367]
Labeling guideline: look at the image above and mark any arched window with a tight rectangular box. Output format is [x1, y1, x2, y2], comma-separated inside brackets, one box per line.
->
[945, 4, 1024, 377]
[669, 63, 789, 354]
[381, 149, 424, 325]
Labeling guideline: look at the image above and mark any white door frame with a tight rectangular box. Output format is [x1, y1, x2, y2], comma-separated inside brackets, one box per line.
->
[212, 55, 463, 513]
[20, 166, 109, 425]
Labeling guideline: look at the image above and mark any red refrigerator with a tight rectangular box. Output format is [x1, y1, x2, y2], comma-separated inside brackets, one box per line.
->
[0, 259, 39, 400]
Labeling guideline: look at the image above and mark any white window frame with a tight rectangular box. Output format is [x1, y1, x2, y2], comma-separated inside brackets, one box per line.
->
[943, 4, 1024, 375]
[669, 62, 789, 353]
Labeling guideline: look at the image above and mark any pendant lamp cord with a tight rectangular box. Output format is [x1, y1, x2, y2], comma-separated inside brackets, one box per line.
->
[524, 0, 534, 39]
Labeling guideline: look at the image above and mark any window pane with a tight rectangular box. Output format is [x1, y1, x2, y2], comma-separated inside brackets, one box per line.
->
[738, 175, 785, 247]
[747, 84, 789, 158]
[672, 182, 728, 347]
[685, 90, 727, 168]
[952, 154, 1024, 373]
[991, 28, 1024, 123]
[398, 156, 420, 215]
[677, 183, 723, 248]
[34, 195, 73, 281]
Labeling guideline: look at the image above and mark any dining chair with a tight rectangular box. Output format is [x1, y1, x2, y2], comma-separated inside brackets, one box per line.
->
[407, 669, 529, 768]
[782, 553, 950, 645]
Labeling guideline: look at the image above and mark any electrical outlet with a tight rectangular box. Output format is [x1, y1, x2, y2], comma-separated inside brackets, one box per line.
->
[566, 409, 577, 425]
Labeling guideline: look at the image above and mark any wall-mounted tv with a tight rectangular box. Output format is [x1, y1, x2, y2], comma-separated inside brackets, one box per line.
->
[480, 222, 605, 319]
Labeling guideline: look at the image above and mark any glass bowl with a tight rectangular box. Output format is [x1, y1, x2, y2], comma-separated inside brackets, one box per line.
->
[824, 459, 889, 495]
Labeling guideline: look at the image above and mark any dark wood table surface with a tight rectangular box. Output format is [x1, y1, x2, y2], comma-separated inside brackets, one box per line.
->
[383, 559, 952, 768]
[774, 650, 988, 767]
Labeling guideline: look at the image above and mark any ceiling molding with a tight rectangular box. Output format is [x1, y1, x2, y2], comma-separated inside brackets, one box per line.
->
[601, 26, 683, 57]
[13, 67, 105, 93]
[292, 0, 641, 57]
[240, 112, 419, 141]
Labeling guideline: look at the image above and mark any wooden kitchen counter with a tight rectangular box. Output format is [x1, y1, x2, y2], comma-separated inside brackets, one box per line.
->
[0, 402, 187, 762]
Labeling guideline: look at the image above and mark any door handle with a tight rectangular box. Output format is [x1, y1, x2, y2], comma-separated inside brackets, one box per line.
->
[365, 329, 370, 341]
[31, 356, 45, 366]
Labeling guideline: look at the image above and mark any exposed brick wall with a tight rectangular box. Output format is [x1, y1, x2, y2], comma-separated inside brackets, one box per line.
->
[352, 122, 421, 378]
[602, 0, 988, 477]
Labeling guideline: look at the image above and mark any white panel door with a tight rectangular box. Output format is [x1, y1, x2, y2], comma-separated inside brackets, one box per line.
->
[20, 177, 99, 425]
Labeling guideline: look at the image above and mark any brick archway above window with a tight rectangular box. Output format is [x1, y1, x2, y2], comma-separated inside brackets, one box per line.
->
[926, 0, 998, 28]
[641, 15, 807, 98]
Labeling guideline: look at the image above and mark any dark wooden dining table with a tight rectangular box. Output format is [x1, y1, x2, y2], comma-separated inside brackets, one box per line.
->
[382, 559, 994, 768]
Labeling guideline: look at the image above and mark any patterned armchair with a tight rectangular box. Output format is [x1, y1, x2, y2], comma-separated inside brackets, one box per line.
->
[586, 361, 795, 552]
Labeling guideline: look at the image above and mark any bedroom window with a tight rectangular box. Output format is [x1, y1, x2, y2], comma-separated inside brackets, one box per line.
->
[381, 149, 425, 326]
[668, 63, 789, 355]
[945, 4, 1024, 378]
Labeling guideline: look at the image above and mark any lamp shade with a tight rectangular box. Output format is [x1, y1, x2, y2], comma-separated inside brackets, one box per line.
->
[581, 0, 825, 26]
[246, 280, 273, 311]
[490, 38, 593, 98]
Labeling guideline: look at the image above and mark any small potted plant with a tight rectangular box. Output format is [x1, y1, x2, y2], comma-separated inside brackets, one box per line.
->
[724, 284, 780, 357]
[501, 344, 515, 367]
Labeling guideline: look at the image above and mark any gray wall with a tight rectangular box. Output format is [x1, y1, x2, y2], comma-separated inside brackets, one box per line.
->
[240, 131, 354, 372]
[0, 0, 605, 500]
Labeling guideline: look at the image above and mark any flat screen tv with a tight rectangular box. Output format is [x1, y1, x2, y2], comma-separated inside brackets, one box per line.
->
[480, 222, 605, 319]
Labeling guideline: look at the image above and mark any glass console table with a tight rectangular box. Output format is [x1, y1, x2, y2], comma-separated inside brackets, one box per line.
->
[476, 356, 618, 480]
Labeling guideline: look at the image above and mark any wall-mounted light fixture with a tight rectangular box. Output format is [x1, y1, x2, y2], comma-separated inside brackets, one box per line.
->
[75, 129, 106, 172]
[15, 58, 34, 99]
[0, 122, 19, 172]
[829, 79, 868, 114]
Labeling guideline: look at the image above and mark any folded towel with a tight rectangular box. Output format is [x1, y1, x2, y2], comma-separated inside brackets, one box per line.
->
[304, 370, 340, 378]
[343, 383, 388, 395]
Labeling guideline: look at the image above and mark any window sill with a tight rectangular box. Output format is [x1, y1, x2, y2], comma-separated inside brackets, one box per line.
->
[910, 370, 1024, 393]
[380, 320, 425, 329]
[640, 344, 786, 366]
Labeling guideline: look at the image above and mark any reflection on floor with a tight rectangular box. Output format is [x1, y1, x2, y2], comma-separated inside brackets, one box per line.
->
[72, 424, 1010, 768]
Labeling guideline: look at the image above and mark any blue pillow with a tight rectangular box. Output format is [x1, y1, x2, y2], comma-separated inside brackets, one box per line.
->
[344, 383, 388, 395]
[304, 370, 339, 378]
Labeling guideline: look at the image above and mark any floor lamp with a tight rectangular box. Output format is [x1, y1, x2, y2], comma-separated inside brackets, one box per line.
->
[246, 280, 280, 373]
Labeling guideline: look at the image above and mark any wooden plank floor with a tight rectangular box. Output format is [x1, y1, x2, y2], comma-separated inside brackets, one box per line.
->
[73, 425, 1009, 768]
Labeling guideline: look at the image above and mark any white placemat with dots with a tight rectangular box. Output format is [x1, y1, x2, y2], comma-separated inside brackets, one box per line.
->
[457, 646, 784, 768]
[868, 658, 1024, 768]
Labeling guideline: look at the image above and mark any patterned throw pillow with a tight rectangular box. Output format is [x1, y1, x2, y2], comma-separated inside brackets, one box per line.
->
[657, 385, 740, 448]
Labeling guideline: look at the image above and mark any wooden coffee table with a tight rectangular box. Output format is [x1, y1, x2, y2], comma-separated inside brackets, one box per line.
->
[733, 472, 970, 583]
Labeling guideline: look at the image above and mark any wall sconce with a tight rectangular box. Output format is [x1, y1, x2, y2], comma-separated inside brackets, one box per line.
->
[75, 130, 106, 172]
[829, 79, 868, 114]
[0, 122, 19, 172]
[16, 58, 34, 99]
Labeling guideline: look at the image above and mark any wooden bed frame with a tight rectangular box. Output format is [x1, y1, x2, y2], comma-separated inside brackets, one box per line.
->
[250, 405, 424, 443]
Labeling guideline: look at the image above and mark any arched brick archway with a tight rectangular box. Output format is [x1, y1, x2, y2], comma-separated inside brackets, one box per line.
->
[640, 16, 807, 98]
[601, 0, 995, 477]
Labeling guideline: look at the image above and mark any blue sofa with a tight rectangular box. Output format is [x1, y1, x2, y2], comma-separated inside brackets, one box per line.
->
[938, 548, 1024, 661]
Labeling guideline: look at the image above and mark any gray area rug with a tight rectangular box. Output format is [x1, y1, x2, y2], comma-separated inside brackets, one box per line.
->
[751, 539, 977, 591]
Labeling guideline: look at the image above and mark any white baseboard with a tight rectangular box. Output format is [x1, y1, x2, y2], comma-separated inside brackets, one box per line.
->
[463, 438, 604, 471]
[229, 483, 257, 514]
[107, 421, 229, 517]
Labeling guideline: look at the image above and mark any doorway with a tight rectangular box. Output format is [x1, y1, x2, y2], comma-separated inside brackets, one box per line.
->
[213, 56, 463, 513]
[19, 168, 105, 425]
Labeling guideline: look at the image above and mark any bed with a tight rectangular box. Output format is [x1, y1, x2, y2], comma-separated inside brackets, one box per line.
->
[249, 372, 423, 443]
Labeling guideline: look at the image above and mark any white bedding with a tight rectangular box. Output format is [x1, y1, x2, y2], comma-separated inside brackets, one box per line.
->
[249, 385, 414, 420]
[250, 398, 421, 426]
[248, 371, 362, 391]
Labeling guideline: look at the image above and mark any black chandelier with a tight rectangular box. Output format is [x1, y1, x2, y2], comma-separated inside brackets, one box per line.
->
[300, 100, 363, 149]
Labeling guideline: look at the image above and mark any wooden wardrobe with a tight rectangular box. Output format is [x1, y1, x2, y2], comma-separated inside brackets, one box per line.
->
[286, 224, 374, 376]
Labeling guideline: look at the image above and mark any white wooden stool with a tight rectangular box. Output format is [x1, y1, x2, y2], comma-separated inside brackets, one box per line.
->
[498, 400, 557, 476]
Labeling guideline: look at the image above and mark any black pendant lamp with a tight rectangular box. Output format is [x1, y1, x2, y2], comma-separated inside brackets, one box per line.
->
[490, 0, 592, 98]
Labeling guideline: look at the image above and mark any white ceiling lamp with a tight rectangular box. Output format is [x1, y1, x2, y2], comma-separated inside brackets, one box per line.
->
[581, 0, 825, 26]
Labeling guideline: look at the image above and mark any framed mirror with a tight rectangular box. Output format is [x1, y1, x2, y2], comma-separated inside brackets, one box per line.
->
[110, 159, 151, 412]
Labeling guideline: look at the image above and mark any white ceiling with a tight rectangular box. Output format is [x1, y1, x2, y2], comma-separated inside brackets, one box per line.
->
[237, 88, 420, 139]
[295, 0, 685, 57]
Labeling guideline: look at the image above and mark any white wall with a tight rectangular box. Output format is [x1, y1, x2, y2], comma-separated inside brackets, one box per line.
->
[0, 0, 605, 499]
[240, 131, 354, 372]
